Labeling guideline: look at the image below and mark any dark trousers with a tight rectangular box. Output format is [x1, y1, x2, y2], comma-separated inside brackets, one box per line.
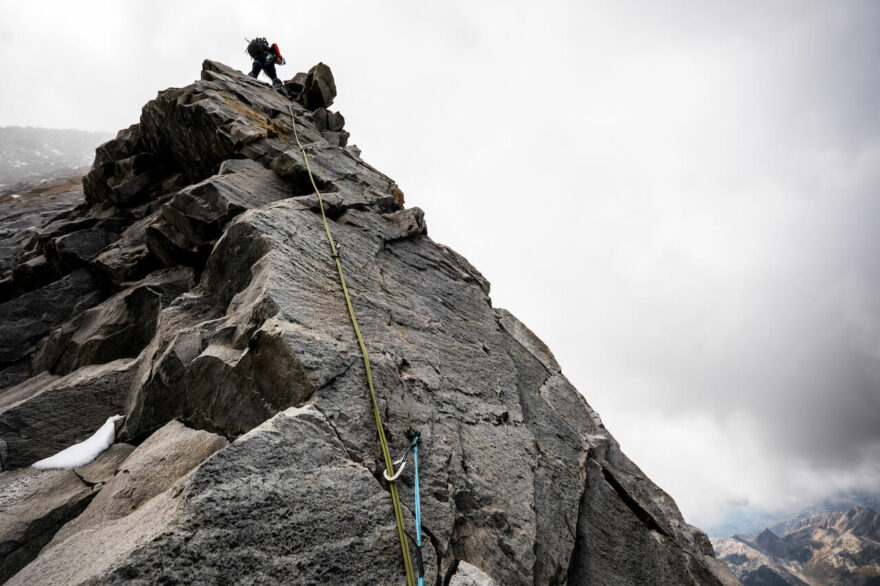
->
[250, 60, 278, 81]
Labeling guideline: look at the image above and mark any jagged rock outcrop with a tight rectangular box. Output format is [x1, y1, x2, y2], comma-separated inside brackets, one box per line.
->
[713, 507, 880, 585]
[0, 60, 737, 585]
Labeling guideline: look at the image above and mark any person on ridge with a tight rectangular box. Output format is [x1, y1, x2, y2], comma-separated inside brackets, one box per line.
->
[246, 37, 285, 87]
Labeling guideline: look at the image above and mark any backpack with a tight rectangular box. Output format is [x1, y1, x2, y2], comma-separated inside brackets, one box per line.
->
[247, 37, 270, 59]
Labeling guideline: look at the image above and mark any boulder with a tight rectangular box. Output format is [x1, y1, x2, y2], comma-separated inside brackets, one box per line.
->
[283, 71, 308, 102]
[40, 218, 125, 273]
[327, 110, 345, 132]
[303, 62, 337, 109]
[83, 124, 181, 208]
[310, 108, 345, 133]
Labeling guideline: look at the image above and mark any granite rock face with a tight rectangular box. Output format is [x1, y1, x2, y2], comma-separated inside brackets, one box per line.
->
[0, 445, 131, 582]
[0, 60, 737, 585]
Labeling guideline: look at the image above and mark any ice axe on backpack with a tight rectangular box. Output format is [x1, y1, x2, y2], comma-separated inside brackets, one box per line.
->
[272, 43, 286, 66]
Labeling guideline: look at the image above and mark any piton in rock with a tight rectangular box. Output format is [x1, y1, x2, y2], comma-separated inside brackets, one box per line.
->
[0, 60, 739, 585]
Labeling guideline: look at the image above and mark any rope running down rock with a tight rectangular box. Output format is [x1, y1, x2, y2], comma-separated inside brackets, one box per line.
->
[286, 103, 417, 586]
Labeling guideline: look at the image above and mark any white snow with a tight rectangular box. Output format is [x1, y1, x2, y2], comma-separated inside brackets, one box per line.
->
[32, 415, 123, 470]
[10, 194, 20, 199]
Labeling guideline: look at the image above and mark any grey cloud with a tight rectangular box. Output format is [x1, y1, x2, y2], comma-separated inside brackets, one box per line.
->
[1, 0, 878, 529]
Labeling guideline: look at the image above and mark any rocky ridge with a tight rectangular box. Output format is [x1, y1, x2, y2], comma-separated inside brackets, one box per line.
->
[0, 60, 738, 585]
[713, 507, 880, 585]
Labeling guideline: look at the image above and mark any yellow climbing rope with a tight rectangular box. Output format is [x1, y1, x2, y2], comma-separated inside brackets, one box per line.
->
[287, 104, 416, 586]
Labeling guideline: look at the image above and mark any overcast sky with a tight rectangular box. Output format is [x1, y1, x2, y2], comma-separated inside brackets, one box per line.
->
[2, 1, 879, 532]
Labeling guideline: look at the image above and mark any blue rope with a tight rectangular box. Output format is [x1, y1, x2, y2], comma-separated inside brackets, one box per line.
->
[414, 441, 423, 586]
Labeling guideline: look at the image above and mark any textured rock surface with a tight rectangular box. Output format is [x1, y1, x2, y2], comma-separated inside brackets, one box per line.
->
[0, 468, 94, 583]
[0, 361, 134, 469]
[46, 420, 227, 548]
[0, 444, 129, 583]
[448, 561, 499, 586]
[714, 507, 880, 585]
[0, 60, 737, 585]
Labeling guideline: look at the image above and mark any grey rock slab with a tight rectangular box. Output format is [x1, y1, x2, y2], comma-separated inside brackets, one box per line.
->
[448, 561, 499, 586]
[125, 220, 310, 440]
[0, 467, 96, 583]
[12, 406, 437, 585]
[40, 217, 126, 273]
[31, 266, 193, 376]
[0, 269, 107, 367]
[83, 123, 184, 209]
[83, 124, 144, 206]
[10, 254, 60, 294]
[119, 289, 228, 442]
[145, 216, 207, 268]
[140, 60, 295, 182]
[566, 457, 732, 586]
[6, 488, 180, 586]
[92, 211, 161, 285]
[200, 194, 734, 583]
[495, 307, 561, 373]
[189, 200, 566, 582]
[74, 442, 134, 485]
[48, 420, 226, 548]
[32, 284, 160, 376]
[157, 158, 292, 255]
[0, 360, 30, 396]
[0, 359, 136, 469]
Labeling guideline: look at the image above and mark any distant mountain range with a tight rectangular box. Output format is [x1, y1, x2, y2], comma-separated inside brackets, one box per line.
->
[707, 493, 880, 538]
[0, 126, 111, 189]
[713, 506, 880, 585]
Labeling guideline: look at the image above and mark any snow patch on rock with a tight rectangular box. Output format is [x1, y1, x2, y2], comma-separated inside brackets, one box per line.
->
[32, 415, 123, 470]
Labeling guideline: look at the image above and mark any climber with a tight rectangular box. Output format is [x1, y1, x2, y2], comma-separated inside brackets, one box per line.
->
[246, 37, 285, 87]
